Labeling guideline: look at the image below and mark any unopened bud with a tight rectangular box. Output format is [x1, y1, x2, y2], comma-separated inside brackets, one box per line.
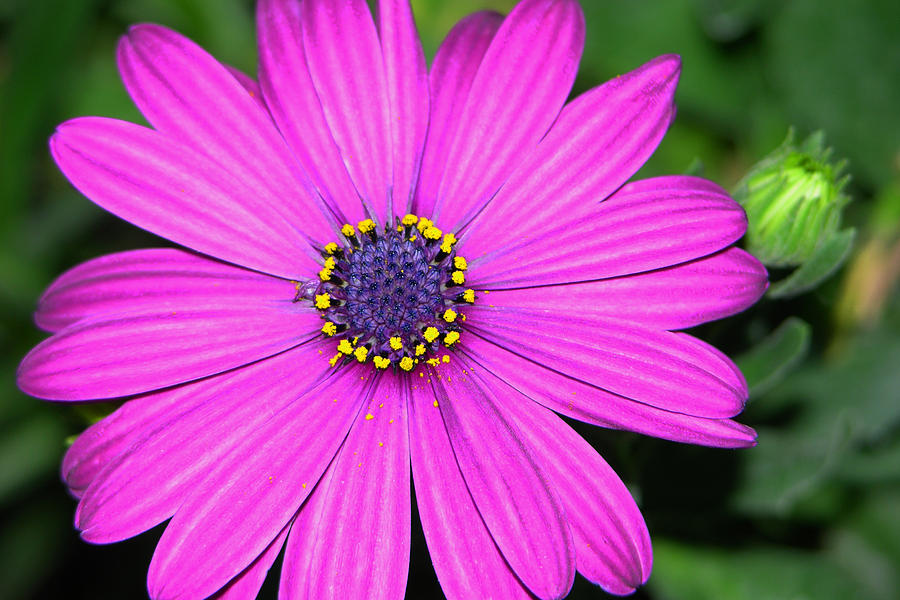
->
[735, 130, 850, 267]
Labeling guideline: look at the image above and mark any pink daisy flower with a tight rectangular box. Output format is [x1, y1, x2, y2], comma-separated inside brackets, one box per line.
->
[17, 0, 768, 598]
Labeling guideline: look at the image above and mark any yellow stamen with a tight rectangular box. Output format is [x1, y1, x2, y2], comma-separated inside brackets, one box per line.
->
[337, 339, 354, 355]
[321, 322, 337, 336]
[389, 336, 403, 351]
[451, 271, 465, 285]
[442, 309, 457, 323]
[373, 356, 390, 369]
[462, 289, 475, 303]
[416, 217, 432, 232]
[444, 331, 460, 346]
[315, 293, 331, 309]
[423, 226, 442, 240]
[357, 218, 376, 233]
[401, 214, 418, 226]
[426, 358, 439, 367]
[324, 257, 336, 270]
[414, 344, 426, 356]
[453, 256, 468, 271]
[318, 268, 332, 281]
[354, 346, 369, 362]
[423, 327, 439, 343]
[324, 242, 338, 255]
[399, 356, 414, 371]
[341, 224, 356, 237]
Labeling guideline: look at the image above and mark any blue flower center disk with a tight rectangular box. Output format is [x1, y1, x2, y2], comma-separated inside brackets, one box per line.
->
[300, 216, 475, 372]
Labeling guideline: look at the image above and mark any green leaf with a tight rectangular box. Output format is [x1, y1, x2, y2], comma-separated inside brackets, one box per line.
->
[650, 538, 861, 600]
[768, 228, 856, 298]
[735, 317, 811, 398]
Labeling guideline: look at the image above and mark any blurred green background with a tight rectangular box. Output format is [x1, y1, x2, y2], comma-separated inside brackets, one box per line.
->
[1, 0, 899, 598]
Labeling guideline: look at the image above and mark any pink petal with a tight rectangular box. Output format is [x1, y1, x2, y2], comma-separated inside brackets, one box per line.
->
[35, 248, 295, 333]
[475, 247, 768, 331]
[413, 11, 503, 216]
[433, 358, 575, 599]
[302, 0, 393, 224]
[223, 65, 266, 110]
[75, 343, 331, 544]
[466, 307, 745, 418]
[256, 0, 368, 224]
[376, 0, 429, 214]
[18, 284, 320, 401]
[432, 0, 585, 232]
[147, 367, 366, 600]
[464, 175, 748, 288]
[463, 54, 680, 250]
[408, 376, 532, 600]
[211, 524, 289, 600]
[62, 370, 236, 498]
[496, 391, 652, 595]
[50, 117, 318, 279]
[462, 334, 756, 448]
[117, 25, 332, 247]
[280, 375, 410, 600]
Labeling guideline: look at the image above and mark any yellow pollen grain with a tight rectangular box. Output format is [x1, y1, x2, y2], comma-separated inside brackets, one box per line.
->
[315, 293, 331, 309]
[399, 356, 414, 371]
[442, 355, 450, 363]
[324, 242, 338, 254]
[462, 289, 475, 303]
[389, 336, 403, 351]
[354, 346, 369, 362]
[337, 339, 354, 355]
[321, 322, 337, 336]
[426, 358, 439, 367]
[423, 327, 439, 343]
[328, 353, 341, 367]
[423, 226, 442, 240]
[357, 218, 376, 233]
[433, 400, 439, 407]
[373, 356, 390, 369]
[341, 224, 356, 237]
[451, 271, 465, 285]
[444, 331, 460, 346]
[453, 256, 468, 270]
[442, 309, 457, 323]
[401, 214, 418, 226]
[302, 483, 307, 488]
[379, 442, 384, 447]
[414, 344, 426, 356]
[365, 413, 375, 420]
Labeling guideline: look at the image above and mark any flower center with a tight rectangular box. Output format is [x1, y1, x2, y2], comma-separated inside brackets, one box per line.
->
[301, 215, 475, 371]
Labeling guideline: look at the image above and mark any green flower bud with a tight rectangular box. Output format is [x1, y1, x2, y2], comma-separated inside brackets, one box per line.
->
[735, 130, 850, 267]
